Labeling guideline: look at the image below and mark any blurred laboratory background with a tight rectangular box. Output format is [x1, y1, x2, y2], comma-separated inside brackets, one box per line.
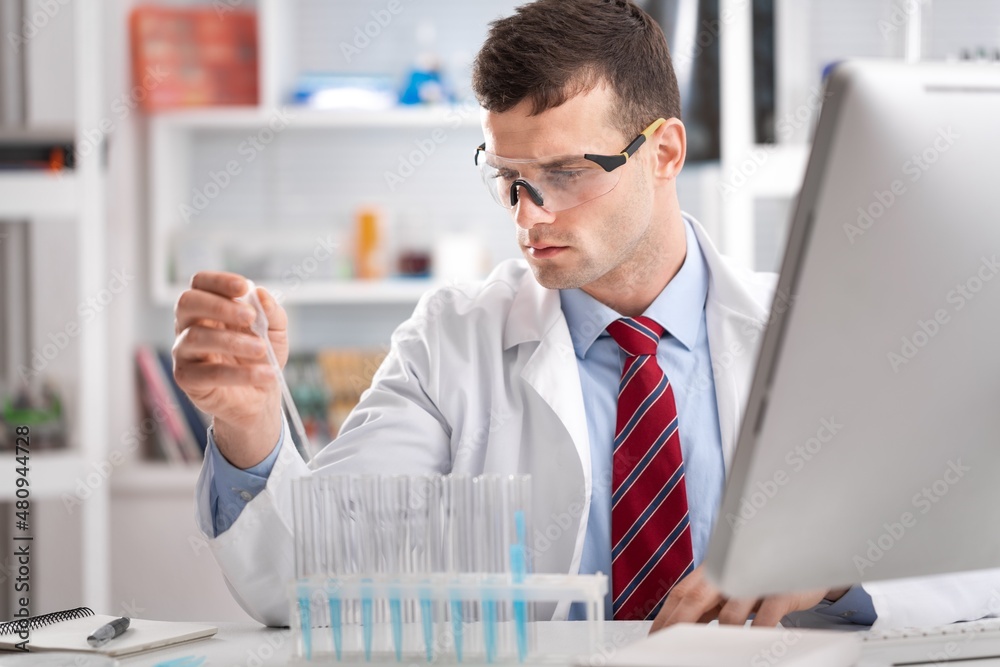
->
[0, 0, 997, 621]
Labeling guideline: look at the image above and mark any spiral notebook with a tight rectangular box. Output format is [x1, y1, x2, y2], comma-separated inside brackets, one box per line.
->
[0, 608, 217, 657]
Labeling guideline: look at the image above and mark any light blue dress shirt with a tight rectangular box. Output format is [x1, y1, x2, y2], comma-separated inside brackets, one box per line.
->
[560, 218, 723, 618]
[560, 217, 876, 624]
[205, 216, 876, 625]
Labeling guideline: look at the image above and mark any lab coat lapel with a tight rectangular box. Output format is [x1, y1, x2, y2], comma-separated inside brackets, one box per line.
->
[504, 270, 592, 484]
[689, 218, 773, 474]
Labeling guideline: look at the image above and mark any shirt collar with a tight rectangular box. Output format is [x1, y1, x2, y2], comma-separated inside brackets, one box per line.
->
[559, 217, 709, 358]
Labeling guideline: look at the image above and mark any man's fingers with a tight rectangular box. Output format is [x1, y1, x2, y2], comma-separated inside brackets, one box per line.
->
[653, 587, 723, 632]
[717, 598, 757, 626]
[175, 287, 257, 335]
[189, 270, 251, 299]
[174, 326, 267, 361]
[751, 597, 794, 627]
[256, 286, 287, 332]
[173, 361, 275, 392]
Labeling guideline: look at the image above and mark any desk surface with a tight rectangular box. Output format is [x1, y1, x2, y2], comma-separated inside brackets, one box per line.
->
[113, 621, 1000, 667]
[117, 621, 651, 667]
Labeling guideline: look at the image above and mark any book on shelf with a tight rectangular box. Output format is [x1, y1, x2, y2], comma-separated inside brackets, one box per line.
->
[134, 345, 210, 464]
[133, 346, 389, 462]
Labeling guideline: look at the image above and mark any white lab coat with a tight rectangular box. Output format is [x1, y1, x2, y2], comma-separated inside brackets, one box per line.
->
[195, 214, 1000, 630]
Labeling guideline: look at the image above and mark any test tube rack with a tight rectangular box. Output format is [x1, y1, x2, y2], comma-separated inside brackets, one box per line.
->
[288, 473, 607, 663]
[289, 572, 608, 664]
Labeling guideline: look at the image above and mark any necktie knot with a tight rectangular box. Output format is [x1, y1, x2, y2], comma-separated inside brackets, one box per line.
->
[606, 316, 664, 357]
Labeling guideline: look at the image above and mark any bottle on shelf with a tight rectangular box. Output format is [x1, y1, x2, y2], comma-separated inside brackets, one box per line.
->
[353, 205, 386, 280]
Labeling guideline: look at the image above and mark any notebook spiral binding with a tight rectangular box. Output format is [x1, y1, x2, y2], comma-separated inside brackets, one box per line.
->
[0, 607, 95, 635]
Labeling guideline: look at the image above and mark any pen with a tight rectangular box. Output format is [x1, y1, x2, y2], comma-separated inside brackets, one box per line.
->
[87, 616, 130, 647]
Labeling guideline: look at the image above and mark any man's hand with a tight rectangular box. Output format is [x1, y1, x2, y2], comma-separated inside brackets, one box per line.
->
[172, 271, 288, 468]
[649, 565, 833, 633]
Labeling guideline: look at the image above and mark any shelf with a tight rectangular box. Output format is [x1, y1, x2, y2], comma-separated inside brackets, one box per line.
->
[740, 143, 810, 199]
[156, 278, 442, 306]
[112, 463, 202, 495]
[150, 104, 483, 130]
[0, 171, 78, 217]
[0, 450, 89, 500]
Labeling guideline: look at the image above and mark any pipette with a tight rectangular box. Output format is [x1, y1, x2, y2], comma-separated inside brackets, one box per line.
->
[511, 510, 528, 663]
[238, 280, 317, 462]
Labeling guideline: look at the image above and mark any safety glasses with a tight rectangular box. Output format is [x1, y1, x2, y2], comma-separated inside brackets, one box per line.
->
[474, 118, 665, 213]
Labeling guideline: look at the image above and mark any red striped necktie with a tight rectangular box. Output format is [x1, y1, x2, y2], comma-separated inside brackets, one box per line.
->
[606, 316, 695, 620]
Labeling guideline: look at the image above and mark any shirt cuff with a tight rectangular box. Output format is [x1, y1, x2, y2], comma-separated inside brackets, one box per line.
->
[815, 584, 878, 626]
[207, 419, 284, 537]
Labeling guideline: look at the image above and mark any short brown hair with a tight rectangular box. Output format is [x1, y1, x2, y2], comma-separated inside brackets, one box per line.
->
[472, 0, 681, 141]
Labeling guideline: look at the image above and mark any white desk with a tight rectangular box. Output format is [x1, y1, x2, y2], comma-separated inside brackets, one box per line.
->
[112, 621, 1000, 667]
[116, 621, 651, 666]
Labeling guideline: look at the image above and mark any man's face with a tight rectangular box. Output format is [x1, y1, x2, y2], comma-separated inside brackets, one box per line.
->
[481, 84, 657, 290]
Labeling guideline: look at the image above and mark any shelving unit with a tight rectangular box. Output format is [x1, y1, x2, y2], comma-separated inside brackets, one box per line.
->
[157, 276, 442, 306]
[147, 103, 485, 307]
[145, 0, 516, 311]
[111, 463, 201, 495]
[0, 3, 109, 613]
[0, 172, 79, 218]
[72, 0, 111, 615]
[150, 104, 482, 130]
[718, 0, 928, 271]
[0, 451, 90, 500]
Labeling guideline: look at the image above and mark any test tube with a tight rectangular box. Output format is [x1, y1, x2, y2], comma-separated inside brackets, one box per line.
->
[444, 474, 473, 662]
[382, 475, 407, 661]
[357, 475, 379, 661]
[508, 474, 533, 663]
[410, 476, 436, 661]
[327, 475, 352, 661]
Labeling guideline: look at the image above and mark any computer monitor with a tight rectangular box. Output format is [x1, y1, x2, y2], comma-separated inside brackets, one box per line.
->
[704, 60, 1000, 598]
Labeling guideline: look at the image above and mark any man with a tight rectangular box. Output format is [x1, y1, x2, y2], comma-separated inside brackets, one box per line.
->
[174, 0, 1000, 630]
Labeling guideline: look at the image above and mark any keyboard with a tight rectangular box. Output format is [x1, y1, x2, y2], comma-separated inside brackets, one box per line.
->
[861, 617, 1000, 665]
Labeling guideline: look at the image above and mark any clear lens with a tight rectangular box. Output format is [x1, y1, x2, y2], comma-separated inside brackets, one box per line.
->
[476, 151, 625, 212]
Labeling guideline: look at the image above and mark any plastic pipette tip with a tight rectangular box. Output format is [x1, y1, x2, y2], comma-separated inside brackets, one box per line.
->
[362, 595, 373, 662]
[512, 510, 529, 663]
[483, 598, 497, 664]
[298, 596, 312, 661]
[239, 279, 315, 462]
[390, 596, 403, 662]
[328, 595, 342, 661]
[420, 596, 434, 662]
[451, 599, 464, 663]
